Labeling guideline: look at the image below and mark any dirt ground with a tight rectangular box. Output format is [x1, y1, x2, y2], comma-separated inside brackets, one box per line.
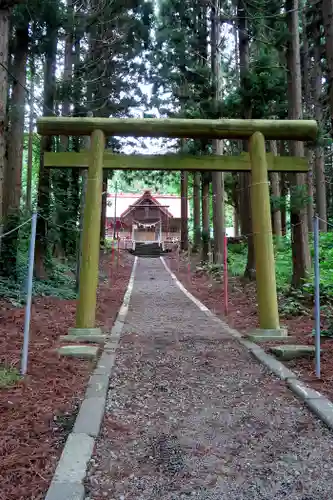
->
[166, 252, 333, 403]
[85, 257, 333, 500]
[0, 251, 134, 500]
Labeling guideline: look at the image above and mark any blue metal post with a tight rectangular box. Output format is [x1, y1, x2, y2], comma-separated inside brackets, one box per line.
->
[313, 215, 321, 378]
[21, 212, 37, 376]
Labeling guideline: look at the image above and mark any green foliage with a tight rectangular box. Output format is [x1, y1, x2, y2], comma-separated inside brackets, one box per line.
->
[9, 0, 155, 283]
[0, 367, 20, 388]
[313, 305, 333, 338]
[223, 51, 288, 120]
[278, 290, 309, 317]
[0, 257, 77, 305]
[227, 242, 248, 276]
[21, 134, 40, 207]
[271, 194, 287, 212]
[151, 0, 213, 120]
[289, 184, 312, 213]
[201, 229, 210, 244]
[112, 169, 180, 195]
[224, 232, 333, 317]
[83, 0, 154, 117]
[34, 261, 77, 299]
[0, 212, 22, 279]
[308, 232, 333, 299]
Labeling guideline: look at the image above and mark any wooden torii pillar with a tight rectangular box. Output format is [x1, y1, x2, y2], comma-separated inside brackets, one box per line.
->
[37, 117, 317, 333]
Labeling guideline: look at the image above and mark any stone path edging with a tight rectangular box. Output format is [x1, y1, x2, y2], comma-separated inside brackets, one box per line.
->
[44, 257, 138, 500]
[161, 257, 333, 433]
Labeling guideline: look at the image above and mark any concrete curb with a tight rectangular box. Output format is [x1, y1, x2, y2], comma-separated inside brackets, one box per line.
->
[44, 256, 138, 500]
[161, 257, 333, 433]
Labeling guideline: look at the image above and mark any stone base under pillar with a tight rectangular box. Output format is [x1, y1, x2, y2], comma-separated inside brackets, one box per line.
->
[60, 334, 106, 344]
[68, 327, 102, 336]
[246, 327, 288, 342]
[269, 345, 318, 361]
[246, 334, 295, 343]
[59, 327, 106, 345]
[57, 345, 99, 359]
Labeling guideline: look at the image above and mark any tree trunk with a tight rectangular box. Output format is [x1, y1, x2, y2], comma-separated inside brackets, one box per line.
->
[50, 9, 73, 261]
[70, 20, 84, 258]
[193, 171, 201, 251]
[313, 20, 327, 230]
[234, 208, 240, 236]
[240, 172, 256, 278]
[270, 172, 282, 237]
[238, 0, 255, 279]
[315, 145, 326, 231]
[211, 0, 224, 265]
[197, 2, 208, 258]
[234, 15, 239, 81]
[61, 0, 72, 128]
[212, 169, 224, 263]
[279, 141, 288, 236]
[180, 170, 188, 251]
[280, 173, 287, 236]
[323, 0, 333, 133]
[201, 174, 210, 262]
[5, 23, 28, 213]
[0, 8, 10, 245]
[269, 141, 282, 238]
[100, 170, 108, 246]
[26, 57, 35, 212]
[232, 174, 240, 236]
[35, 22, 57, 278]
[286, 0, 311, 287]
[327, 151, 333, 220]
[301, 9, 314, 232]
[56, 0, 74, 260]
[0, 22, 29, 278]
[233, 9, 241, 240]
[306, 148, 314, 231]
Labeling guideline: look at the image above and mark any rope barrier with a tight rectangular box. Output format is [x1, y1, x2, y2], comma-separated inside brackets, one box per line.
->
[0, 217, 33, 240]
[38, 212, 80, 232]
[318, 217, 333, 230]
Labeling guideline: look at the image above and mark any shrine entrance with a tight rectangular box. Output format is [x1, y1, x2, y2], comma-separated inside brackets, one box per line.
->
[37, 116, 317, 333]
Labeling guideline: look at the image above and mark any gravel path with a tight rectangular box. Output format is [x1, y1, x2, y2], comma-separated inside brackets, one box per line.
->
[85, 257, 333, 500]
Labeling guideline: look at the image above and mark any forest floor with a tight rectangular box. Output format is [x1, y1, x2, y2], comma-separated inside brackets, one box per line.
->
[0, 250, 134, 500]
[166, 251, 333, 403]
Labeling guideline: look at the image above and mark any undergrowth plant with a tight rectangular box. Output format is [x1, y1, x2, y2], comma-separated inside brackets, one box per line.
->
[0, 366, 20, 388]
[202, 233, 333, 317]
[0, 255, 77, 306]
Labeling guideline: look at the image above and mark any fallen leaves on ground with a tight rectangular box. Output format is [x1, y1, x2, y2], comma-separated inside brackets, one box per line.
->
[0, 251, 134, 500]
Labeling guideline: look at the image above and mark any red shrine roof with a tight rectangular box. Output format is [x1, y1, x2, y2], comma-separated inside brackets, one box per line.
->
[106, 190, 186, 219]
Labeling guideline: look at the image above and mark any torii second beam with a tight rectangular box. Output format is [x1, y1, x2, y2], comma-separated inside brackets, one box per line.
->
[44, 151, 308, 172]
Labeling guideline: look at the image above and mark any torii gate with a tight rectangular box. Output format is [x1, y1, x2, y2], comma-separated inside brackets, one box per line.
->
[37, 117, 317, 335]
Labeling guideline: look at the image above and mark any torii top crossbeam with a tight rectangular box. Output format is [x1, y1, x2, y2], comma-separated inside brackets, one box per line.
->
[37, 117, 318, 141]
